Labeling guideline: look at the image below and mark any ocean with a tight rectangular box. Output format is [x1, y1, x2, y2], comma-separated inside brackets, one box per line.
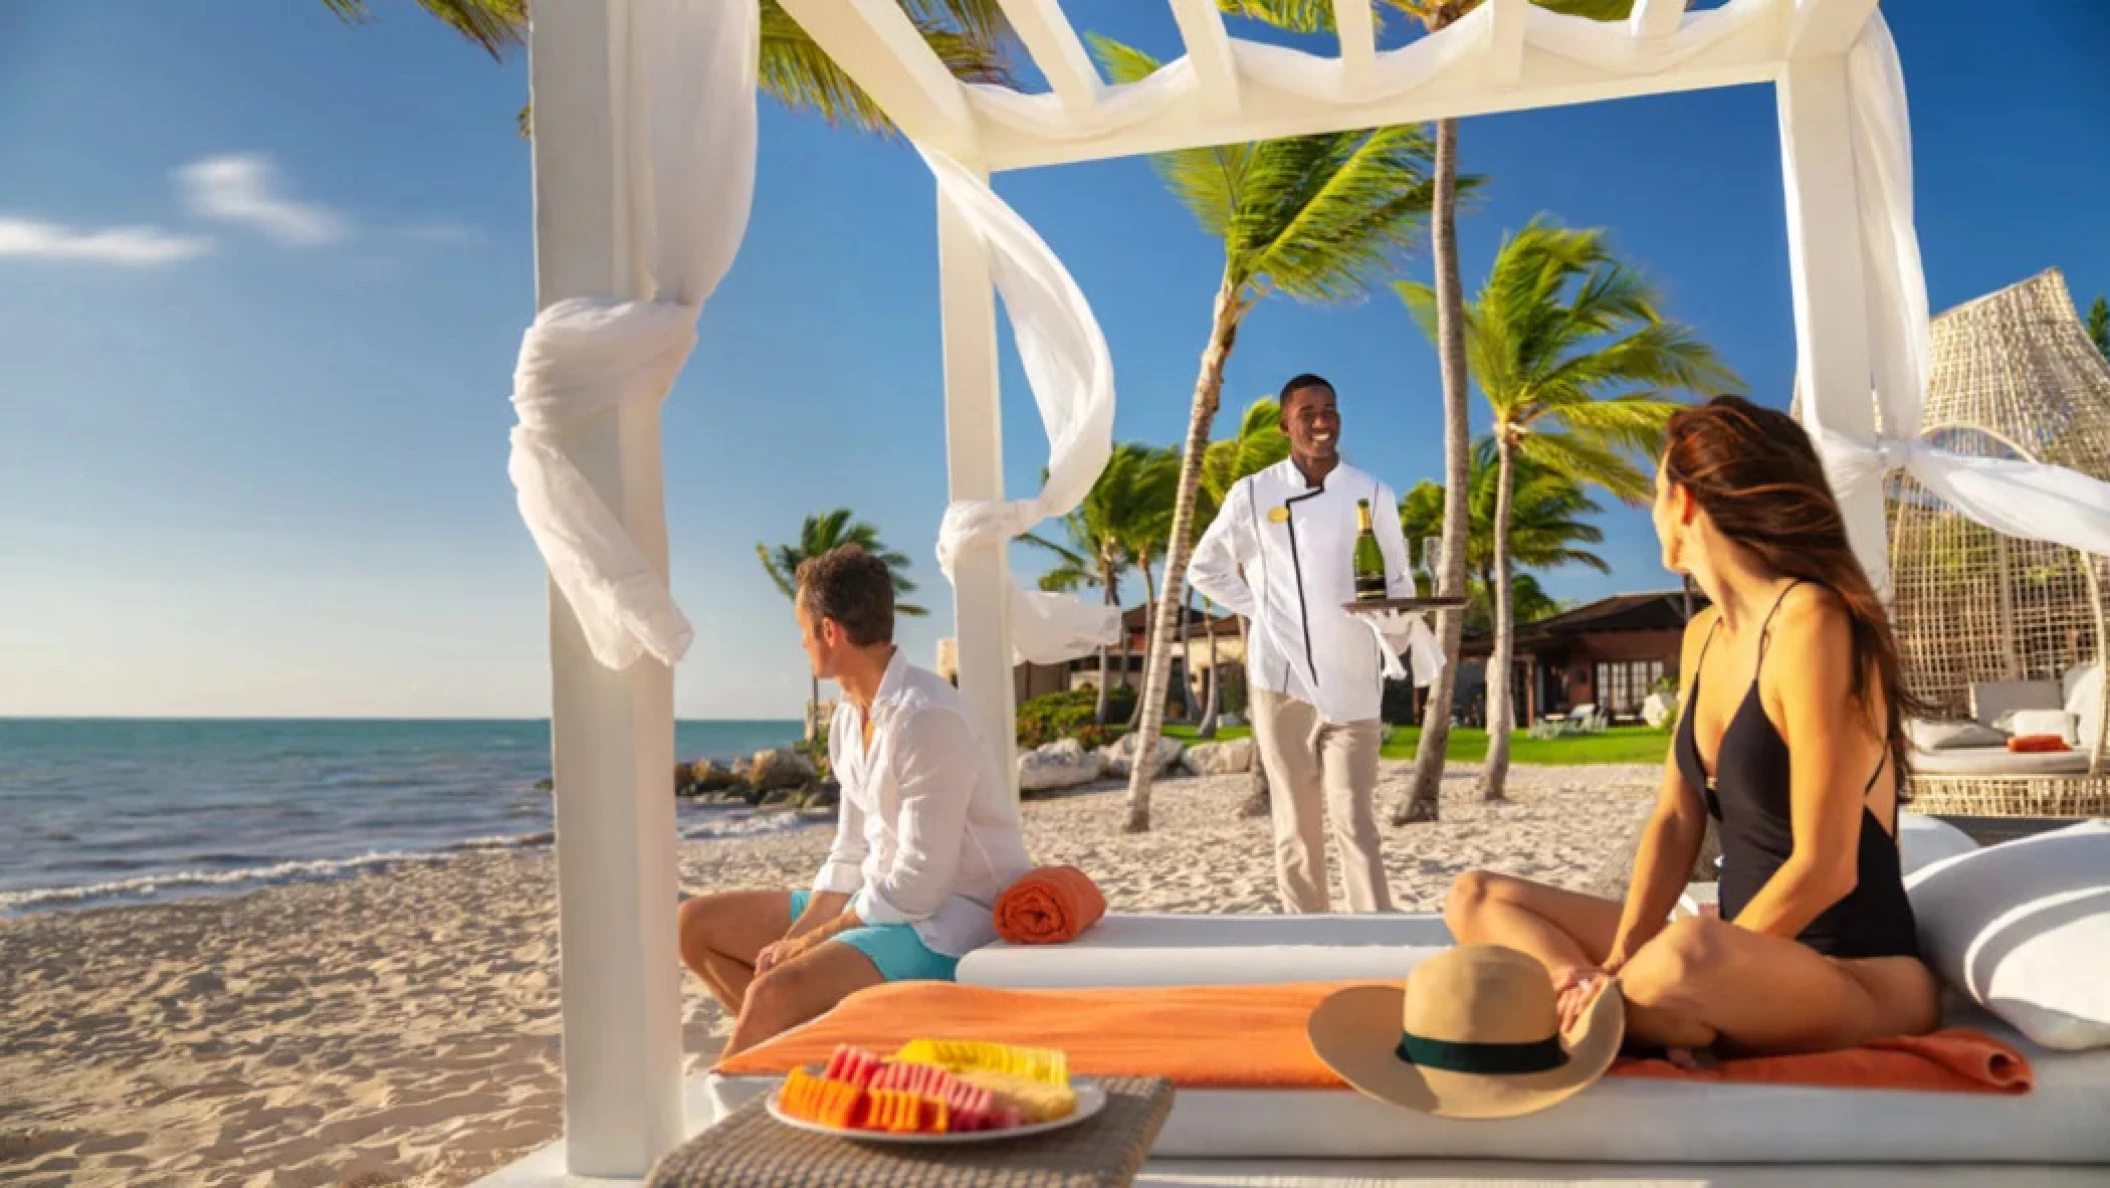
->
[0, 718, 808, 916]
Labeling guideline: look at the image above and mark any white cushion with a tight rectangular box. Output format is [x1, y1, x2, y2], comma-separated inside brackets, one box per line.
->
[2002, 709, 2079, 746]
[2064, 661, 2103, 752]
[1909, 745, 2091, 776]
[1896, 811, 1980, 877]
[1906, 820, 2110, 1051]
[704, 1006, 2110, 1163]
[1906, 718, 2006, 751]
[1971, 680, 2063, 728]
[956, 912, 1451, 989]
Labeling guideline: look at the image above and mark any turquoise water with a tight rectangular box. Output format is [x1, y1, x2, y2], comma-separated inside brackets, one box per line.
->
[0, 718, 805, 915]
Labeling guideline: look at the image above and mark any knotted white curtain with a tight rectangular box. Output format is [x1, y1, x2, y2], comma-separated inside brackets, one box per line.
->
[1803, 15, 2110, 592]
[509, 0, 1119, 672]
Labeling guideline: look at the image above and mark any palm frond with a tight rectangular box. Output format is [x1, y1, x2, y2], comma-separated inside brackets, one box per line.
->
[1220, 0, 1339, 32]
[1239, 124, 1446, 302]
[325, 0, 526, 60]
[1090, 37, 1252, 241]
[758, 2, 1013, 137]
[1514, 430, 1655, 505]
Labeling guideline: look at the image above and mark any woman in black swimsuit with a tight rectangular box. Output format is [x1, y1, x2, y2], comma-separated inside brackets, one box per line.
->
[1444, 395, 1942, 1059]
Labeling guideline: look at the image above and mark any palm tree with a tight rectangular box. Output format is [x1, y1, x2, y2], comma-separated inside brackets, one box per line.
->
[327, 0, 1017, 137]
[1378, 0, 1634, 825]
[1023, 444, 1178, 725]
[1401, 432, 1612, 611]
[1090, 35, 1444, 833]
[1400, 219, 1740, 801]
[2088, 294, 2110, 362]
[757, 510, 929, 741]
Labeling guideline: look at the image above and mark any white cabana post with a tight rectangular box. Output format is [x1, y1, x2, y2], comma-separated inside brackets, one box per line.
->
[496, 1, 2110, 1182]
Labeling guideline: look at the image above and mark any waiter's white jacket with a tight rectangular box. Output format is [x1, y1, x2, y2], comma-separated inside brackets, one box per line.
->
[1189, 459, 1437, 726]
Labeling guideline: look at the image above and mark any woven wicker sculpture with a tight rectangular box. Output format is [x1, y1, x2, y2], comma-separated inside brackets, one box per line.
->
[1884, 269, 2110, 817]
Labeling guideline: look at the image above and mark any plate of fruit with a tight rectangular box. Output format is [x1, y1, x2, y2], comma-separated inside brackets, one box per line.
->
[767, 1040, 1105, 1144]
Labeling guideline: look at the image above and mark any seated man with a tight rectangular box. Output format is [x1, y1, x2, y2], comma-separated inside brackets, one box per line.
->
[678, 544, 1031, 1057]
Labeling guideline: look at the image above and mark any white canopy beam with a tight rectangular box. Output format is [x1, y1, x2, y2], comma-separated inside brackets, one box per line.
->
[994, 0, 1103, 114]
[1333, 0, 1378, 93]
[1485, 0, 1529, 85]
[777, 0, 981, 156]
[524, 0, 683, 1175]
[1168, 0, 1242, 117]
[1778, 54, 1889, 589]
[1788, 0, 1881, 57]
[982, 3, 1787, 171]
[935, 165, 1021, 793]
[1629, 0, 1688, 40]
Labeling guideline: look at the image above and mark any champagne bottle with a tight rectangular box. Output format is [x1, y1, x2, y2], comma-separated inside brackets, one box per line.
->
[1353, 499, 1387, 602]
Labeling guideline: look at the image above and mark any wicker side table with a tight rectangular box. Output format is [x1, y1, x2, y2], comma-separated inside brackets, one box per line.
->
[646, 1076, 1174, 1188]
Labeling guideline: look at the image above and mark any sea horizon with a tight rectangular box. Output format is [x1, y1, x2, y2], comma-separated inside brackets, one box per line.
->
[0, 716, 812, 917]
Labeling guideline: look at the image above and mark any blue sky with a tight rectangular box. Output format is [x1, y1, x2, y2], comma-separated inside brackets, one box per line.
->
[1, 1, 2105, 720]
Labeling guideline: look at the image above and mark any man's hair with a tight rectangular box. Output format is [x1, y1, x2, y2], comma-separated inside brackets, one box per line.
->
[1279, 373, 1336, 409]
[795, 544, 895, 646]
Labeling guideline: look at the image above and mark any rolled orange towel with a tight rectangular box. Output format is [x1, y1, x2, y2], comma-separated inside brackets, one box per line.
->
[994, 865, 1106, 945]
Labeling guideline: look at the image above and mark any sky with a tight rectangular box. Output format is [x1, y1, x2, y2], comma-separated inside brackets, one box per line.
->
[1, 1, 2106, 721]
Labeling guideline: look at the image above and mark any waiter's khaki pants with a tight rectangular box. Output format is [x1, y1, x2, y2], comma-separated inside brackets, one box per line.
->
[1249, 688, 1393, 913]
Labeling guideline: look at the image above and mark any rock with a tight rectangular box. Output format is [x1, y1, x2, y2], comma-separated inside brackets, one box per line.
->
[674, 762, 698, 796]
[748, 747, 815, 792]
[805, 780, 841, 809]
[1018, 739, 1104, 793]
[759, 785, 796, 807]
[532, 777, 554, 792]
[731, 757, 753, 781]
[1181, 738, 1255, 776]
[688, 759, 745, 793]
[1099, 733, 1184, 778]
[1641, 691, 1675, 729]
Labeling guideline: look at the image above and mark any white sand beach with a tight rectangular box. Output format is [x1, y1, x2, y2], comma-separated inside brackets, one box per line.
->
[0, 763, 1656, 1187]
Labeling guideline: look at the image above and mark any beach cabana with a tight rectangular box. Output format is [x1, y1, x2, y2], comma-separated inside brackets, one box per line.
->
[490, 0, 2110, 1181]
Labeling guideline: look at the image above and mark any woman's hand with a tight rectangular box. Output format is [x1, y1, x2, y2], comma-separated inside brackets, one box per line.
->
[1549, 963, 1613, 1034]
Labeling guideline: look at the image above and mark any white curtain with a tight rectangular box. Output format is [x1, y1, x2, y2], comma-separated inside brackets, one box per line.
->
[509, 0, 1117, 672]
[922, 147, 1122, 665]
[1803, 15, 2110, 593]
[508, 0, 759, 669]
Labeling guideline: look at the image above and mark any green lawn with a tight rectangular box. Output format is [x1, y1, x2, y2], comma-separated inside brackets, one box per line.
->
[1164, 721, 1668, 766]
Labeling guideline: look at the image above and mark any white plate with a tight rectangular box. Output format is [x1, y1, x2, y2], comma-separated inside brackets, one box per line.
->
[766, 1077, 1107, 1145]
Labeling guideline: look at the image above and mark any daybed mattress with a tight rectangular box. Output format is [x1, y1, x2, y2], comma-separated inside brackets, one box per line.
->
[957, 912, 1453, 989]
[1910, 746, 2092, 776]
[707, 1006, 2109, 1163]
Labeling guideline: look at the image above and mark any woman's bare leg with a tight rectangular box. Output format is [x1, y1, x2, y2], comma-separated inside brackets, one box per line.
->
[1617, 916, 1942, 1054]
[1443, 870, 1622, 974]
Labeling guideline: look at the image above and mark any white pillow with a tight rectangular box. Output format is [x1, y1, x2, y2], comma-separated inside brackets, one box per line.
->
[1896, 811, 1979, 877]
[2000, 708, 2079, 746]
[1905, 718, 2006, 751]
[1906, 820, 2110, 1051]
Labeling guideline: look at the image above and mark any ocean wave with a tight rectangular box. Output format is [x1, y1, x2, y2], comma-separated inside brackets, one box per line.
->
[0, 850, 448, 912]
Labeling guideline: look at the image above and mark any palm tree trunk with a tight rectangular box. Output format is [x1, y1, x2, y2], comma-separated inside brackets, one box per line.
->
[1483, 430, 1519, 802]
[807, 673, 820, 744]
[1127, 277, 1239, 833]
[1394, 113, 1469, 827]
[1128, 559, 1159, 730]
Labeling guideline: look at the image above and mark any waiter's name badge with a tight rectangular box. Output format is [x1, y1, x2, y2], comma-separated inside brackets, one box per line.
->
[1267, 506, 1290, 523]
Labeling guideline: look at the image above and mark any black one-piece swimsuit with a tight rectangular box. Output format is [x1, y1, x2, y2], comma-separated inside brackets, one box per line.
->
[1674, 582, 1921, 961]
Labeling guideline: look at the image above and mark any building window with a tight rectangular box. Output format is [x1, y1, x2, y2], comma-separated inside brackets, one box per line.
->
[1594, 659, 1664, 716]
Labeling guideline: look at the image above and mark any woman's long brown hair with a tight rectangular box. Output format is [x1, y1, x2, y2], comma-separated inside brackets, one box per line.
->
[1661, 395, 1928, 781]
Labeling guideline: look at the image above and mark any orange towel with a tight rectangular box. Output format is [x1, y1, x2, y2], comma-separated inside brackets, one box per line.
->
[717, 981, 2031, 1096]
[993, 865, 1107, 945]
[1613, 1031, 2033, 1094]
[2007, 734, 2071, 753]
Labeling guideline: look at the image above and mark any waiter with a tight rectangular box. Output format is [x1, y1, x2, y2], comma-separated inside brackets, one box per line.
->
[1188, 373, 1438, 913]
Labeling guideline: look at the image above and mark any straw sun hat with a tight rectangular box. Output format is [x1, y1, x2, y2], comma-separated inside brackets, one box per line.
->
[1307, 944, 1625, 1119]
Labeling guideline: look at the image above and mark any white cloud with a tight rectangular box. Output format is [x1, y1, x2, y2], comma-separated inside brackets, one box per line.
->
[176, 153, 348, 246]
[0, 217, 212, 265]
